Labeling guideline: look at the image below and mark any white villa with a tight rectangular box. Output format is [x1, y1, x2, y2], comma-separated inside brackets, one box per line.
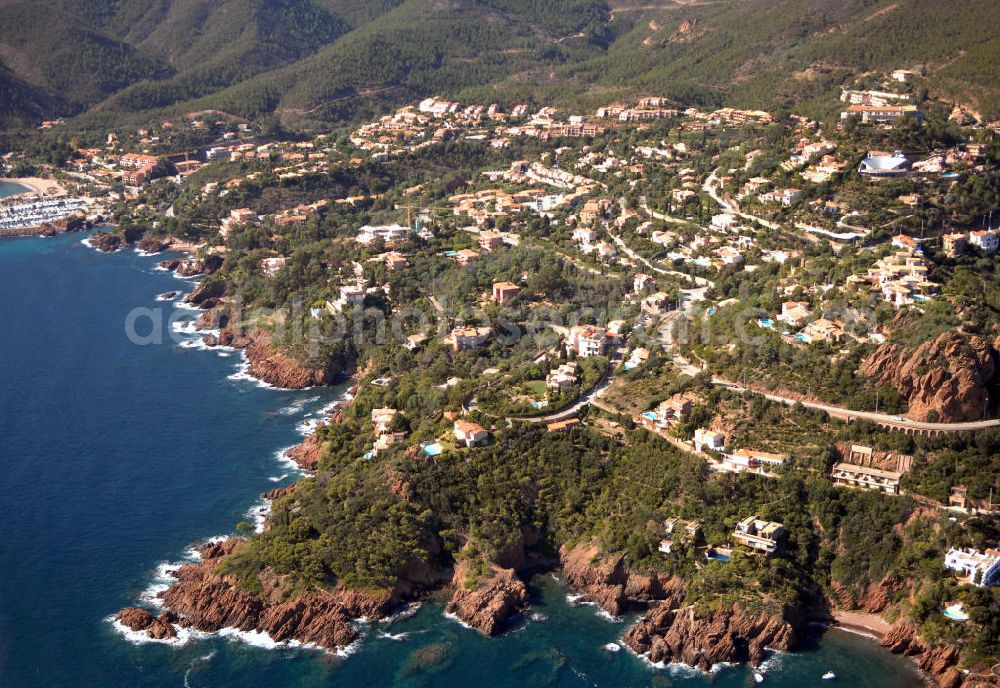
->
[944, 548, 1000, 587]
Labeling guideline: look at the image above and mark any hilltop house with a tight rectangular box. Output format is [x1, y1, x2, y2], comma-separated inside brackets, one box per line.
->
[448, 326, 492, 352]
[546, 362, 579, 393]
[830, 444, 912, 495]
[694, 428, 726, 453]
[261, 257, 289, 277]
[841, 104, 921, 124]
[724, 449, 787, 474]
[944, 548, 1000, 587]
[798, 318, 849, 345]
[658, 517, 702, 554]
[655, 394, 692, 424]
[943, 233, 968, 257]
[371, 408, 400, 435]
[492, 281, 520, 304]
[633, 273, 654, 293]
[567, 325, 608, 358]
[357, 223, 411, 246]
[949, 485, 994, 513]
[453, 420, 490, 447]
[859, 151, 911, 177]
[478, 230, 505, 251]
[641, 292, 671, 315]
[970, 230, 998, 255]
[759, 188, 803, 207]
[778, 301, 812, 327]
[733, 516, 784, 555]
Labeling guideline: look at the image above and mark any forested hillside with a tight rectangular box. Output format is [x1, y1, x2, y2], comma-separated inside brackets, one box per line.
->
[1, 0, 999, 130]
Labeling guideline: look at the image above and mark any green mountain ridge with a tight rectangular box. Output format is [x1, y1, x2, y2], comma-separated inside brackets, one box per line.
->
[1, 0, 999, 131]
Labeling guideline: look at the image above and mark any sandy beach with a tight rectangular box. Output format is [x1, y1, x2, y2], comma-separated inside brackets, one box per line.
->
[832, 610, 894, 638]
[0, 177, 66, 197]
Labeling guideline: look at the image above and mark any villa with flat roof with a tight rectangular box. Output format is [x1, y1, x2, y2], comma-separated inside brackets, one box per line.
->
[733, 516, 784, 555]
[945, 547, 1000, 587]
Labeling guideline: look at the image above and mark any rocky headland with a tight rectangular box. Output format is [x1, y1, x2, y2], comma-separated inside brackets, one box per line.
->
[445, 560, 529, 635]
[881, 624, 967, 688]
[89, 231, 122, 253]
[623, 602, 798, 670]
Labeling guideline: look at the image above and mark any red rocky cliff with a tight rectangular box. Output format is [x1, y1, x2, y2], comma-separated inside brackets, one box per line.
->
[881, 624, 965, 688]
[623, 602, 797, 670]
[202, 325, 346, 390]
[144, 541, 391, 652]
[445, 561, 528, 635]
[859, 331, 998, 422]
[559, 542, 682, 617]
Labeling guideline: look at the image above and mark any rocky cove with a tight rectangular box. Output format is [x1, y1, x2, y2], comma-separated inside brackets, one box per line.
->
[116, 522, 970, 687]
[114, 419, 969, 688]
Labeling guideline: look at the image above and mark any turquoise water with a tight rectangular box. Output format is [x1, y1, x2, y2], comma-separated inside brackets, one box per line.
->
[0, 181, 30, 199]
[0, 232, 926, 687]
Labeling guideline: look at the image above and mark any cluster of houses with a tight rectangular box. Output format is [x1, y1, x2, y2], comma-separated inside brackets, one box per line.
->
[448, 187, 566, 225]
[846, 247, 939, 308]
[943, 228, 999, 256]
[118, 153, 160, 187]
[656, 513, 786, 559]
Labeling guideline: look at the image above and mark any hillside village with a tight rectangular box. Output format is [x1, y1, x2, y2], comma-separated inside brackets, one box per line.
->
[7, 65, 1000, 686]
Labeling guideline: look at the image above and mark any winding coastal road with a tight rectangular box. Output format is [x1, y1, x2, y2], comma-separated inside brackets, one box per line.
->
[661, 295, 1000, 435]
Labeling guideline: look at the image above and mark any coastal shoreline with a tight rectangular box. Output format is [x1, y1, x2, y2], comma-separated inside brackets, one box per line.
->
[76, 233, 950, 687]
[831, 610, 893, 638]
[0, 176, 66, 197]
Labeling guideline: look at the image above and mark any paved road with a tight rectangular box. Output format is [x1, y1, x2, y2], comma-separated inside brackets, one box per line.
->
[509, 348, 625, 424]
[615, 197, 714, 287]
[702, 171, 780, 230]
[710, 378, 1000, 433]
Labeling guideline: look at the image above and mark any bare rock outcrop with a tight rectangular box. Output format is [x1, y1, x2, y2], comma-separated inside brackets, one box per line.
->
[176, 254, 224, 278]
[859, 331, 997, 422]
[116, 536, 454, 654]
[445, 561, 528, 636]
[145, 539, 398, 653]
[284, 434, 323, 471]
[245, 332, 340, 389]
[261, 483, 298, 501]
[185, 279, 227, 309]
[831, 576, 908, 614]
[623, 602, 797, 670]
[89, 231, 122, 252]
[115, 607, 178, 640]
[138, 237, 168, 254]
[559, 542, 630, 616]
[204, 326, 346, 389]
[881, 624, 964, 688]
[559, 542, 683, 617]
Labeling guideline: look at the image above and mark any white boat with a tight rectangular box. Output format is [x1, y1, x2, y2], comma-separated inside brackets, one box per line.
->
[822, 671, 836, 680]
[754, 671, 765, 683]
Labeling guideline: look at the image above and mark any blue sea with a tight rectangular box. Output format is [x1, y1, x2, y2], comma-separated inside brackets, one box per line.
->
[0, 231, 926, 687]
[0, 181, 30, 198]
